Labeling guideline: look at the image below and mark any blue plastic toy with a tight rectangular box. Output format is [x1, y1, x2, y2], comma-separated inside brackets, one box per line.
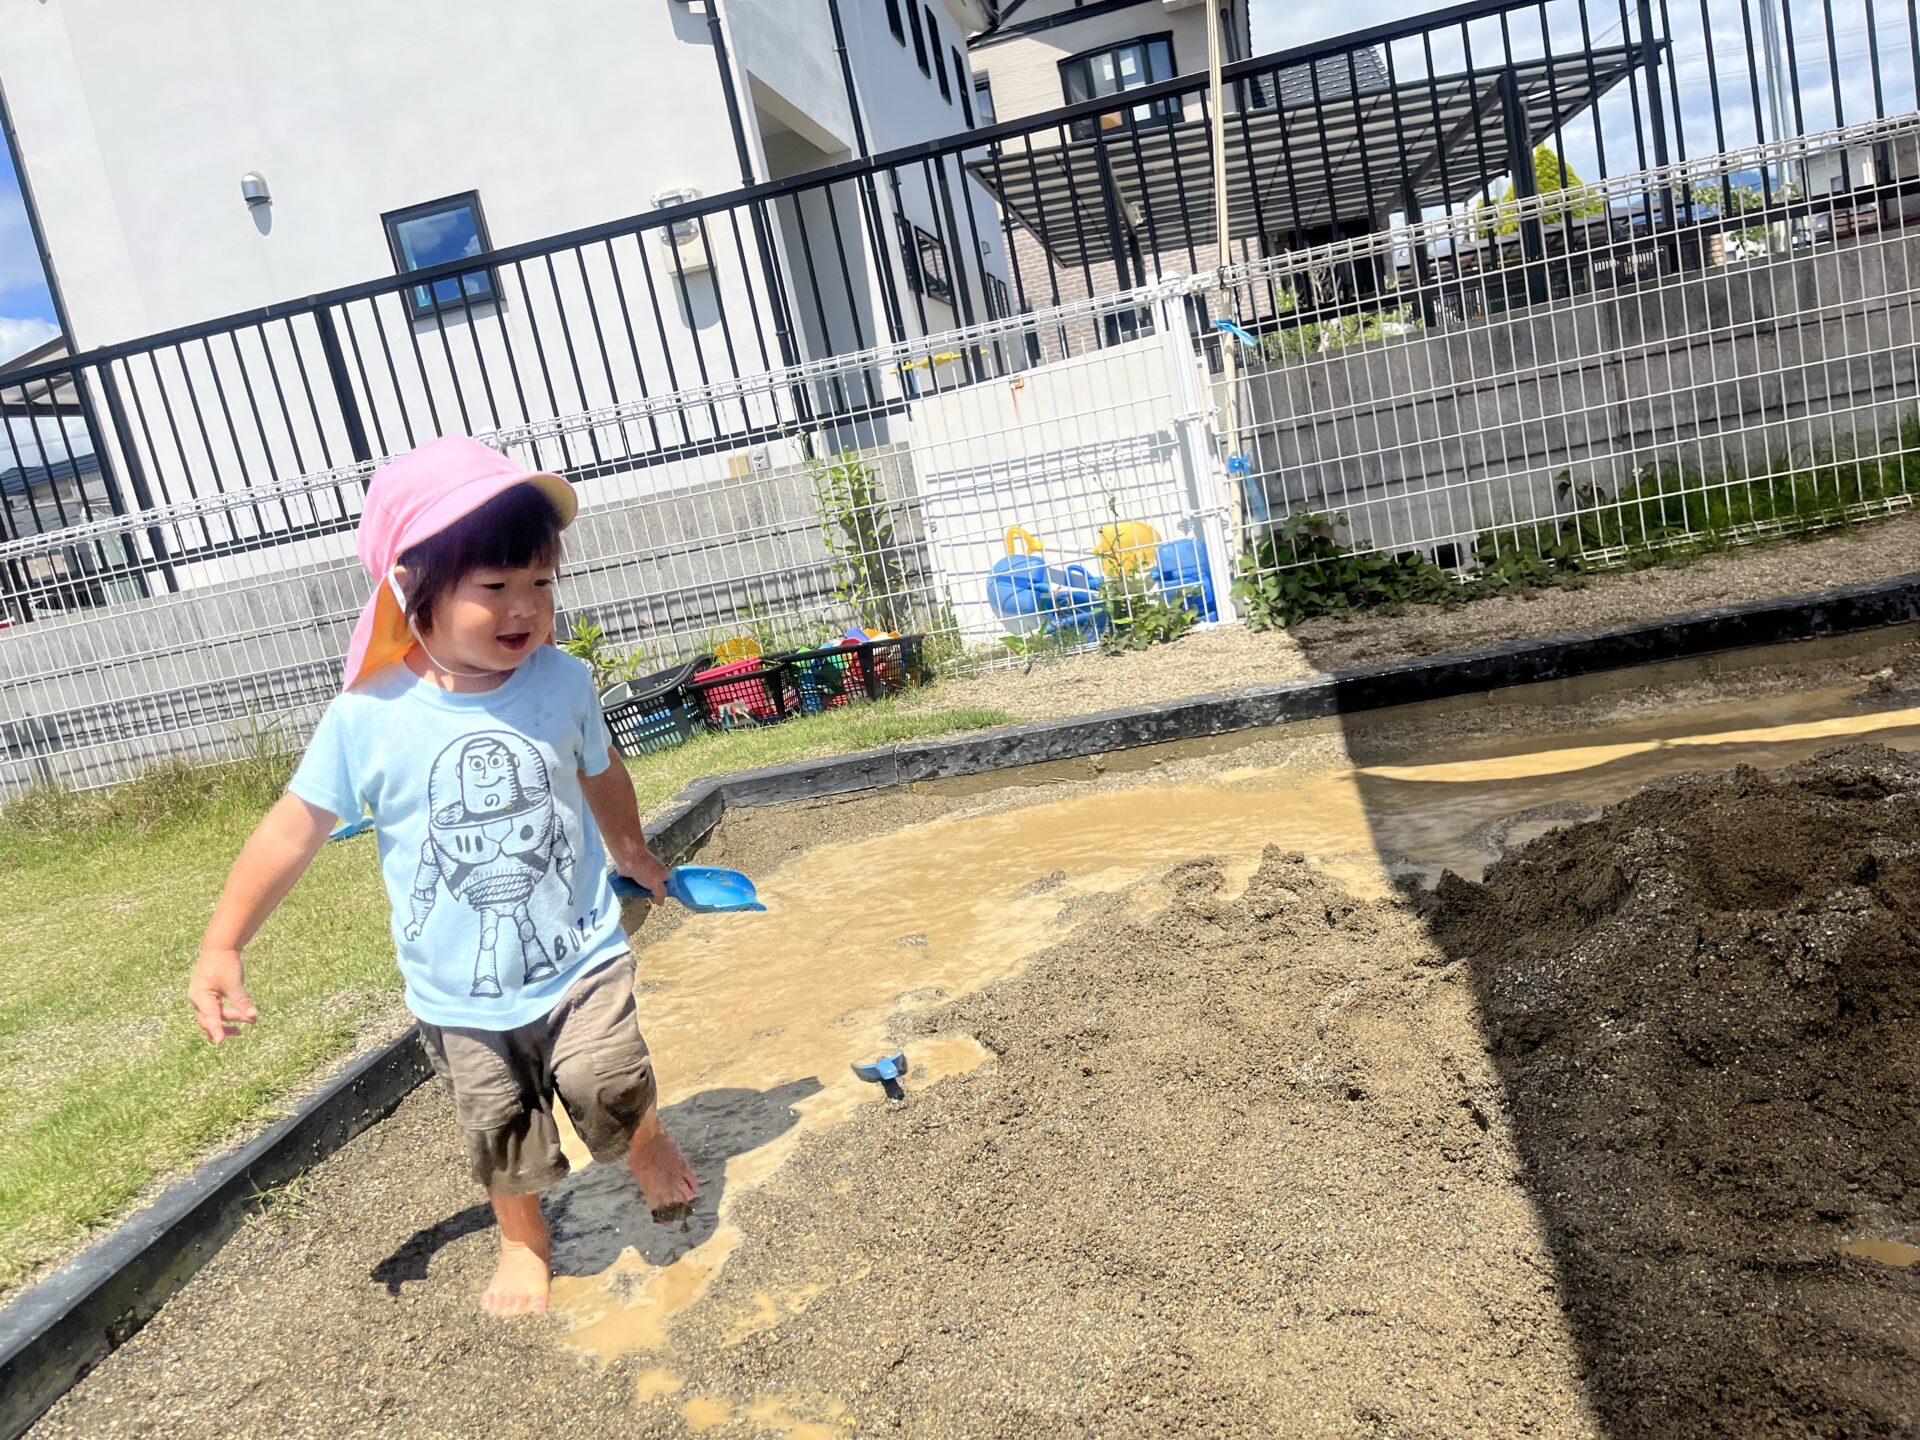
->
[329, 814, 375, 842]
[852, 1050, 910, 1101]
[609, 865, 766, 912]
[1154, 538, 1218, 622]
[987, 527, 1105, 638]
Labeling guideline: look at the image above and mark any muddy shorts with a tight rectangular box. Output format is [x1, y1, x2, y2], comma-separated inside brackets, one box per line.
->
[416, 955, 657, 1196]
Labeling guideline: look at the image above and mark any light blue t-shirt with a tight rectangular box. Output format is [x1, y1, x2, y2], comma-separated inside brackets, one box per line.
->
[290, 645, 627, 1030]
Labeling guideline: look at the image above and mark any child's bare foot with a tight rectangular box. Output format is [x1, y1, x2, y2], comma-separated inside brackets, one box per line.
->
[627, 1107, 699, 1223]
[482, 1238, 551, 1315]
[483, 1191, 551, 1316]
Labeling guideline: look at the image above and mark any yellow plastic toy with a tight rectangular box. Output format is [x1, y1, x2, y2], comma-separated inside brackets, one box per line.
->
[713, 637, 763, 663]
[1005, 525, 1045, 557]
[1096, 519, 1160, 579]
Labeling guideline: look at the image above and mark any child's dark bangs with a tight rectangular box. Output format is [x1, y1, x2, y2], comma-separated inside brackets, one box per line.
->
[415, 484, 563, 577]
[463, 484, 564, 570]
[396, 483, 563, 628]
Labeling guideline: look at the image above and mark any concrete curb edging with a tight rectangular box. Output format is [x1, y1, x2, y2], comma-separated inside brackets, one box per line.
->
[4, 568, 1916, 1437]
[700, 570, 1920, 808]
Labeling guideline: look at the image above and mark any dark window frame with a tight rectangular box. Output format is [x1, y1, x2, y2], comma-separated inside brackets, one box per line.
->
[906, 1, 930, 73]
[954, 47, 973, 122]
[897, 214, 953, 305]
[985, 272, 1012, 319]
[973, 71, 997, 125]
[1057, 32, 1182, 141]
[382, 191, 500, 321]
[885, 0, 905, 42]
[928, 9, 951, 99]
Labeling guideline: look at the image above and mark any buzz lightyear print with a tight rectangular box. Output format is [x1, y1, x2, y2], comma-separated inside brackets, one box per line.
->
[407, 732, 577, 998]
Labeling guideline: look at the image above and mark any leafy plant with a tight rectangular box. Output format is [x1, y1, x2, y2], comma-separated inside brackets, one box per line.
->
[1000, 630, 1075, 672]
[1097, 574, 1199, 654]
[1475, 145, 1606, 238]
[1233, 511, 1459, 630]
[1262, 306, 1419, 361]
[808, 445, 909, 634]
[561, 614, 647, 694]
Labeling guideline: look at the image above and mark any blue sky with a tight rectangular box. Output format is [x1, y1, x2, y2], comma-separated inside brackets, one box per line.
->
[0, 138, 59, 368]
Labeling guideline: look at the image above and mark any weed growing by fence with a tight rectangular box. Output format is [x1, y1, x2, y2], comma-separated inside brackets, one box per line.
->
[808, 446, 910, 635]
[1234, 511, 1460, 630]
[560, 613, 648, 693]
[1098, 574, 1201, 653]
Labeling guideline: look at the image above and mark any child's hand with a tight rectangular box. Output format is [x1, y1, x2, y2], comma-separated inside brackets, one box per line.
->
[617, 851, 672, 905]
[189, 948, 259, 1044]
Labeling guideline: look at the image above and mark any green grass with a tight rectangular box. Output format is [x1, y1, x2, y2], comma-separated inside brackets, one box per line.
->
[0, 699, 1011, 1295]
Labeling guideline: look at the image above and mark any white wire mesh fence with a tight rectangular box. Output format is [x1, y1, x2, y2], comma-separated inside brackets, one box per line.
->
[1221, 117, 1920, 621]
[0, 286, 1234, 796]
[5, 117, 1920, 796]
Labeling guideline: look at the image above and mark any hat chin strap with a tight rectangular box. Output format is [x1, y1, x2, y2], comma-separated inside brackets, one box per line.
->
[406, 616, 510, 681]
[390, 569, 510, 682]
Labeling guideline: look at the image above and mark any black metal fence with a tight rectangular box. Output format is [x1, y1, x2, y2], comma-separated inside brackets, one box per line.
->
[0, 0, 1913, 621]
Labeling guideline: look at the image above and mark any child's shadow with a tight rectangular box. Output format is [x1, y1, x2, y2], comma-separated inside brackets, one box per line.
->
[370, 1076, 822, 1294]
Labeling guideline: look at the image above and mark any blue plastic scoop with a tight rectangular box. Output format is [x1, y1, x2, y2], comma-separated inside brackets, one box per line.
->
[610, 864, 765, 912]
[852, 1051, 910, 1101]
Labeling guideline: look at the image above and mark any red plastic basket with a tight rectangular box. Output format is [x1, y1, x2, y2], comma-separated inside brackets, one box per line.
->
[687, 658, 790, 727]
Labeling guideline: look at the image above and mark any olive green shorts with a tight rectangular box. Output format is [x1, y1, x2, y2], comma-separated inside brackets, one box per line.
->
[417, 955, 657, 1196]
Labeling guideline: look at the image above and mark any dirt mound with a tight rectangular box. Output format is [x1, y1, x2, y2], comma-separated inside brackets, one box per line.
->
[1425, 744, 1920, 1437]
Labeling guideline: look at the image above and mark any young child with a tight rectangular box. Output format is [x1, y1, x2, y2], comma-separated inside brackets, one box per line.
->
[189, 435, 698, 1316]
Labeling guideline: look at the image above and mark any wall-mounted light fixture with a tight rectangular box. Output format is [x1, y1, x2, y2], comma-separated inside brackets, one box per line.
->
[240, 173, 271, 210]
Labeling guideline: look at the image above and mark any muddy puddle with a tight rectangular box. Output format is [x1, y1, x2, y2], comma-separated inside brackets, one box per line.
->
[545, 678, 1920, 1398]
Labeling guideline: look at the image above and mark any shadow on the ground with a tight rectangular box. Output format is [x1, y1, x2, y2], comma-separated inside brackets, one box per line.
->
[1370, 742, 1920, 1436]
[369, 1076, 822, 1291]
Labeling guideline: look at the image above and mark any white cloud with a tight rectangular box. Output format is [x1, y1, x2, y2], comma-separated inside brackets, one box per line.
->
[0, 315, 58, 370]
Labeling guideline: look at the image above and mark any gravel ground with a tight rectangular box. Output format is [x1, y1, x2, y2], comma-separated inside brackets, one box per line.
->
[31, 635, 1920, 1439]
[911, 513, 1920, 723]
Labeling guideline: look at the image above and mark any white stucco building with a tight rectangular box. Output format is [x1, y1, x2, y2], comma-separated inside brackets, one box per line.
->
[0, 0, 1006, 366]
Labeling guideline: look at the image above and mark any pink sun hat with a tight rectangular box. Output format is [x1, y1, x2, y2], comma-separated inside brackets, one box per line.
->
[341, 436, 577, 689]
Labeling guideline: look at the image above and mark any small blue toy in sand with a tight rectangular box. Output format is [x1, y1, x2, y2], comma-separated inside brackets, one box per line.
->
[852, 1051, 910, 1101]
[609, 864, 765, 912]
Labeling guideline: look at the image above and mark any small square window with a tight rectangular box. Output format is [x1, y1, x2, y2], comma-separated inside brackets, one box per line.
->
[1060, 36, 1182, 141]
[383, 192, 498, 320]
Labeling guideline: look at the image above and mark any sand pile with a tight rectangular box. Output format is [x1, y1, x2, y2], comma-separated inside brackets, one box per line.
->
[30, 741, 1920, 1439]
[1426, 743, 1920, 1437]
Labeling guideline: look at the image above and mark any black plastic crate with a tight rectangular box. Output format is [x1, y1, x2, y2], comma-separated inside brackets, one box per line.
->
[686, 661, 792, 728]
[601, 658, 707, 757]
[786, 634, 925, 715]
